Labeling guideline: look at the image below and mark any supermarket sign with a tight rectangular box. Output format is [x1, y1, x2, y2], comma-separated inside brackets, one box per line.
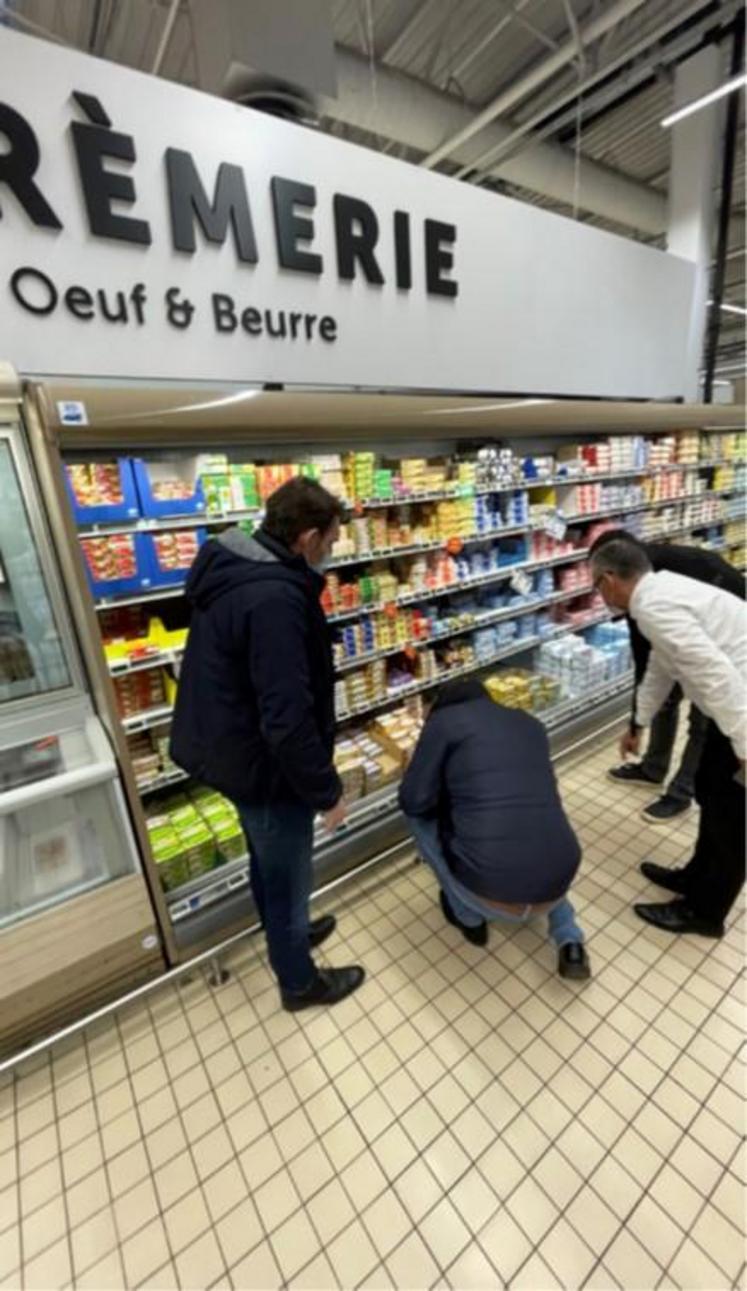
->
[0, 26, 695, 398]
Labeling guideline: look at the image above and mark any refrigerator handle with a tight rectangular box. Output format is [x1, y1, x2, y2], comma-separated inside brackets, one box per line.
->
[0, 760, 116, 815]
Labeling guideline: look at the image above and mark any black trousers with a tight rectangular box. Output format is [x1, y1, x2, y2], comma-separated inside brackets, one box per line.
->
[681, 720, 746, 923]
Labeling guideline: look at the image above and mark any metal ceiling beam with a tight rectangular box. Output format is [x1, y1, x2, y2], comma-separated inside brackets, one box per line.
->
[448, 0, 534, 84]
[329, 46, 667, 233]
[454, 0, 723, 181]
[381, 0, 437, 64]
[420, 0, 649, 169]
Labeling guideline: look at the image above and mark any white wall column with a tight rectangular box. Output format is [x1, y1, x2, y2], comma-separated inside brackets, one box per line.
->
[667, 45, 722, 401]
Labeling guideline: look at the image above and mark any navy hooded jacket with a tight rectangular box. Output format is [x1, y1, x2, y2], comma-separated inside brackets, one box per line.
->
[170, 527, 341, 811]
[399, 689, 581, 903]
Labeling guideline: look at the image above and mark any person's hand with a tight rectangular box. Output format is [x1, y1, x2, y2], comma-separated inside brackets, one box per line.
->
[323, 799, 347, 833]
[619, 728, 641, 759]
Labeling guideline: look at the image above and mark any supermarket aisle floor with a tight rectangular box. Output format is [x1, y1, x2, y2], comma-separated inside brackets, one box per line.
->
[1, 734, 745, 1291]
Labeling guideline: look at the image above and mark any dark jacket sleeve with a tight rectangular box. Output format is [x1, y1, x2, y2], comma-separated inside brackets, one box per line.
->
[398, 714, 448, 818]
[250, 591, 342, 811]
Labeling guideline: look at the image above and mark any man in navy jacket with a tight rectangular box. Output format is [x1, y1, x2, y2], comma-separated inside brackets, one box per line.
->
[171, 477, 364, 1011]
[399, 680, 590, 979]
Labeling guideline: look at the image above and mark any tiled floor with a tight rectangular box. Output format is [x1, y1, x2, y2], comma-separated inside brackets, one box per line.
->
[1, 734, 745, 1291]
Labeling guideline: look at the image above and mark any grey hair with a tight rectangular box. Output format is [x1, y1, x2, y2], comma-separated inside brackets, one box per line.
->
[590, 537, 652, 582]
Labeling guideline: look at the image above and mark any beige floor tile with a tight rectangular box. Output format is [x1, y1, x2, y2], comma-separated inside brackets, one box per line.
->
[394, 1158, 444, 1225]
[174, 1228, 227, 1290]
[154, 1149, 199, 1211]
[229, 1238, 282, 1290]
[0, 1227, 19, 1279]
[422, 1129, 470, 1192]
[361, 1189, 412, 1260]
[670, 1136, 723, 1197]
[327, 1218, 379, 1287]
[690, 1204, 745, 1281]
[371, 1122, 418, 1183]
[21, 1193, 67, 1262]
[419, 1197, 472, 1271]
[566, 1187, 621, 1257]
[603, 1228, 663, 1289]
[449, 1168, 500, 1236]
[254, 1168, 301, 1235]
[106, 1140, 150, 1199]
[214, 1196, 263, 1267]
[541, 1216, 597, 1287]
[506, 1175, 560, 1245]
[20, 1156, 63, 1213]
[75, 1246, 126, 1290]
[100, 1108, 141, 1161]
[163, 1186, 211, 1257]
[446, 1242, 502, 1290]
[668, 1238, 735, 1290]
[238, 1132, 283, 1193]
[271, 1207, 321, 1282]
[288, 1140, 335, 1203]
[306, 1177, 355, 1246]
[386, 1232, 439, 1289]
[478, 1206, 532, 1283]
[22, 1235, 71, 1291]
[290, 1251, 339, 1290]
[70, 1205, 119, 1277]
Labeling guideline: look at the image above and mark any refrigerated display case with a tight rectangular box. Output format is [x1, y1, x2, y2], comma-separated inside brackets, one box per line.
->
[20, 377, 745, 967]
[0, 370, 165, 1055]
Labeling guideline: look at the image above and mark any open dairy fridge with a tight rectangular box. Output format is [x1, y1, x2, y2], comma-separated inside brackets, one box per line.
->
[0, 368, 165, 1055]
[20, 375, 745, 969]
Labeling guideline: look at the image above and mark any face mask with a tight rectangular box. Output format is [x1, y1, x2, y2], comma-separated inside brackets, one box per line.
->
[310, 555, 331, 574]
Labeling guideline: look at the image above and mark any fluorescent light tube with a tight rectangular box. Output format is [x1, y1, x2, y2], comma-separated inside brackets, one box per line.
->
[662, 73, 746, 127]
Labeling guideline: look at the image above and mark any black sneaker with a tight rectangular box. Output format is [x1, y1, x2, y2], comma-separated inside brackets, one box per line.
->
[558, 943, 591, 980]
[309, 915, 336, 949]
[607, 763, 662, 787]
[639, 861, 690, 895]
[641, 794, 691, 824]
[281, 966, 365, 1012]
[439, 890, 488, 947]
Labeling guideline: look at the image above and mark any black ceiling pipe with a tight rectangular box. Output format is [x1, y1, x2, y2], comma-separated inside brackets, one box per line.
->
[704, 6, 745, 401]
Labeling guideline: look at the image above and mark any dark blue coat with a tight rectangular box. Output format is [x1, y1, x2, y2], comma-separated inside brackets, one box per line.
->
[399, 693, 581, 903]
[170, 528, 341, 810]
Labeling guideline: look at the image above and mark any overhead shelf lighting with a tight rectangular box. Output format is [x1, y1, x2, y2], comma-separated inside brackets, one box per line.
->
[661, 72, 746, 127]
[708, 299, 747, 316]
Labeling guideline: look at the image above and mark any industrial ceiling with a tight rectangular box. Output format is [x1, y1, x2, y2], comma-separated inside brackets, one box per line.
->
[3, 0, 745, 388]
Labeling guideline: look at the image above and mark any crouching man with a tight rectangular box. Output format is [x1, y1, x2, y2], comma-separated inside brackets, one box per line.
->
[399, 680, 590, 979]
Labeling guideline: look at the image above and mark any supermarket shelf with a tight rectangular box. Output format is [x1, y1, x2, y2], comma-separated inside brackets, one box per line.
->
[91, 487, 746, 609]
[75, 457, 740, 537]
[334, 584, 594, 673]
[335, 613, 611, 723]
[137, 767, 190, 795]
[121, 704, 175, 733]
[164, 784, 402, 921]
[327, 549, 590, 623]
[162, 673, 634, 923]
[109, 646, 184, 676]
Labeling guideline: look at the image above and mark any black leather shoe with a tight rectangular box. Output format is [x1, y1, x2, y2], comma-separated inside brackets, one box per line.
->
[639, 861, 690, 895]
[641, 795, 691, 824]
[607, 763, 661, 787]
[558, 942, 591, 980]
[309, 915, 336, 949]
[634, 900, 724, 938]
[281, 966, 365, 1012]
[439, 890, 488, 947]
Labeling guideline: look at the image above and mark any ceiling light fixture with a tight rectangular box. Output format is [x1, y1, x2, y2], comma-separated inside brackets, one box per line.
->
[709, 301, 747, 316]
[661, 72, 747, 127]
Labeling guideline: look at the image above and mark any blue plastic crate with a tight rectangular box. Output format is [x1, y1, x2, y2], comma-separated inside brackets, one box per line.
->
[144, 528, 207, 587]
[80, 531, 152, 598]
[133, 458, 207, 519]
[65, 458, 140, 524]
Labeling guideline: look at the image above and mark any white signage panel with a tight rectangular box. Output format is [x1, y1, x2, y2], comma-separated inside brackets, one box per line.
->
[0, 27, 694, 398]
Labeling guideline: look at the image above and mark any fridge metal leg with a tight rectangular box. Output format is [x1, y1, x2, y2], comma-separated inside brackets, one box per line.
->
[207, 956, 230, 988]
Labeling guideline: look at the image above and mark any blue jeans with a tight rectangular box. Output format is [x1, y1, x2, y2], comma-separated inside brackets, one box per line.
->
[235, 801, 316, 993]
[406, 815, 584, 947]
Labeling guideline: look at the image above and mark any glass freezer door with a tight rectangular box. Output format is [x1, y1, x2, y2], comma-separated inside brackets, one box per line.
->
[0, 709, 143, 931]
[0, 434, 71, 705]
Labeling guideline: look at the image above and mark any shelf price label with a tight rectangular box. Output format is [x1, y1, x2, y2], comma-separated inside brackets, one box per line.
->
[542, 510, 567, 541]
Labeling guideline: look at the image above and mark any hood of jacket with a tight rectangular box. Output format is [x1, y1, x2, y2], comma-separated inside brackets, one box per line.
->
[185, 527, 323, 610]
